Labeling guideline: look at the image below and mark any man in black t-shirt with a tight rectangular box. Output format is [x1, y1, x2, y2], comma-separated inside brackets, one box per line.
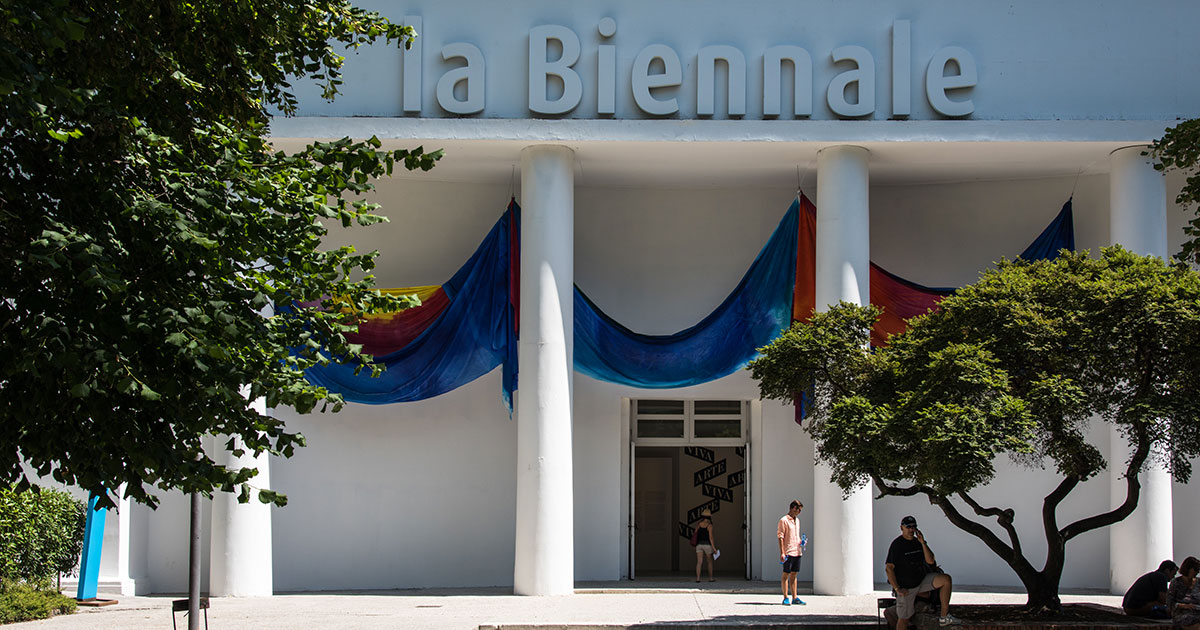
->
[1122, 560, 1177, 618]
[885, 516, 957, 628]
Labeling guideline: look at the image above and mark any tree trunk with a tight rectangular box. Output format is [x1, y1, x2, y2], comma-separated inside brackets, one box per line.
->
[996, 552, 1058, 612]
[1024, 575, 1064, 613]
[1028, 531, 1068, 613]
[877, 474, 1135, 616]
[998, 535, 1066, 612]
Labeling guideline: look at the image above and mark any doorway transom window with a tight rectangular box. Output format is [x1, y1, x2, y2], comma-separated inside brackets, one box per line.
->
[632, 399, 746, 445]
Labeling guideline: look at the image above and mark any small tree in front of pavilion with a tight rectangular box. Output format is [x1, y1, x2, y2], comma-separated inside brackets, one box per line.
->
[0, 1, 441, 509]
[748, 248, 1200, 613]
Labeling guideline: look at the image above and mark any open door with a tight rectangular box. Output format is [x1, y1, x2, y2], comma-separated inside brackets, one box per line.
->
[628, 440, 636, 580]
[743, 441, 751, 580]
[628, 399, 751, 578]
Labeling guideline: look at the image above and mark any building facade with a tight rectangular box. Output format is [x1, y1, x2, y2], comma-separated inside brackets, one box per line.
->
[76, 0, 1200, 596]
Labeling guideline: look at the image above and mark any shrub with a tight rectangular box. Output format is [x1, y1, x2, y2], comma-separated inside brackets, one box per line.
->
[0, 585, 77, 623]
[0, 485, 86, 590]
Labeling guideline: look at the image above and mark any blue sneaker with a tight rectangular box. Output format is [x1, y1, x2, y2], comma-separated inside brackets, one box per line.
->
[782, 597, 791, 606]
[793, 598, 807, 605]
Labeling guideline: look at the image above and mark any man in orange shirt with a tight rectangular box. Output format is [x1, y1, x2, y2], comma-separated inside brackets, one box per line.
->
[777, 500, 805, 605]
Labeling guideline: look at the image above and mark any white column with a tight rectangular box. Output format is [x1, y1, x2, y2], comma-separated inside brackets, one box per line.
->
[210, 396, 274, 597]
[813, 145, 874, 596]
[514, 145, 575, 596]
[1107, 145, 1172, 593]
[112, 495, 135, 595]
[1110, 147, 1168, 258]
[86, 492, 137, 595]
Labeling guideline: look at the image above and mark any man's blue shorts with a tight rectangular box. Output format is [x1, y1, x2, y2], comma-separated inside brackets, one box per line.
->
[782, 555, 802, 573]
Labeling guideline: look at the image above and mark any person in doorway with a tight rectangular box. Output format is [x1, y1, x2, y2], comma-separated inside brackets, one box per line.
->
[694, 509, 718, 582]
[885, 515, 957, 627]
[1168, 556, 1200, 629]
[777, 500, 805, 606]
[1123, 559, 1178, 619]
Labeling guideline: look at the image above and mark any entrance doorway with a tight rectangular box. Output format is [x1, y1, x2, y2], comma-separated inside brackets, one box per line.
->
[629, 400, 749, 580]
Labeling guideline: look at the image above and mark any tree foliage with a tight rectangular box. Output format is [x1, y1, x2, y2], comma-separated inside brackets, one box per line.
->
[0, 1, 441, 508]
[0, 485, 86, 590]
[749, 248, 1200, 611]
[1152, 119, 1200, 264]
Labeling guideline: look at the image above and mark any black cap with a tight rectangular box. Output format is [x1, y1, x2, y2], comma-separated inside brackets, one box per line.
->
[900, 515, 917, 526]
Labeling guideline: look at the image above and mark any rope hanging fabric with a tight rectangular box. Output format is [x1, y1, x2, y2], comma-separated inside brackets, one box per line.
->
[303, 201, 520, 409]
[573, 201, 800, 388]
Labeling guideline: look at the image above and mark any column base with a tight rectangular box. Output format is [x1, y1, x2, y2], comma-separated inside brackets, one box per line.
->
[60, 576, 140, 597]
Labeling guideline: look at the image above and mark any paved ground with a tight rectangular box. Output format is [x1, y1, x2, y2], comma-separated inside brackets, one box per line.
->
[14, 581, 1125, 629]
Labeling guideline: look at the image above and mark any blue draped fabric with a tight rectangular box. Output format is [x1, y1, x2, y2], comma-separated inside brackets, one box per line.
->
[573, 202, 799, 388]
[1019, 199, 1075, 261]
[304, 208, 519, 409]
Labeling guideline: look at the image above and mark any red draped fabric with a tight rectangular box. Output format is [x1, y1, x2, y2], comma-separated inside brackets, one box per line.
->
[869, 264, 948, 347]
[791, 192, 948, 345]
[349, 288, 451, 356]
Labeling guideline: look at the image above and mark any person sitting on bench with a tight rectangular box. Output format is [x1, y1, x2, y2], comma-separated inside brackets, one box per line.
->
[885, 516, 958, 628]
[1123, 560, 1177, 619]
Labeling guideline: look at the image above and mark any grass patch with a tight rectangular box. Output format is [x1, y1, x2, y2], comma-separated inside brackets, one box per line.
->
[0, 585, 77, 624]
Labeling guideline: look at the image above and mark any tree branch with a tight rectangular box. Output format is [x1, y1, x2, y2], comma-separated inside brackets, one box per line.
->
[957, 490, 1022, 557]
[1059, 431, 1148, 542]
[1041, 474, 1078, 546]
[873, 476, 1040, 582]
[872, 477, 922, 497]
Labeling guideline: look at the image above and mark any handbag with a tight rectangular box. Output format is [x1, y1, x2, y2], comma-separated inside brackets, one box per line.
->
[689, 527, 699, 547]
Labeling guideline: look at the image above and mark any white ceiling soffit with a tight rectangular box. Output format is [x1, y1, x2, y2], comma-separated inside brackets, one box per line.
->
[269, 118, 1177, 188]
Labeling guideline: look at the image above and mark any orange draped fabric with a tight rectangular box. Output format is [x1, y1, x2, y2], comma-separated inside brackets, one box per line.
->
[792, 194, 818, 323]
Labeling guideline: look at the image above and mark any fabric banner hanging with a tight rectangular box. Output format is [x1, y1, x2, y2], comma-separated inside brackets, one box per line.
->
[574, 202, 799, 388]
[792, 196, 1075, 345]
[302, 196, 1073, 408]
[1018, 198, 1075, 261]
[303, 201, 520, 410]
[870, 198, 1076, 345]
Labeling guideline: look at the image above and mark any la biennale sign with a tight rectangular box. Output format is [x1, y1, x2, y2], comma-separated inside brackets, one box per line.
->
[395, 18, 977, 119]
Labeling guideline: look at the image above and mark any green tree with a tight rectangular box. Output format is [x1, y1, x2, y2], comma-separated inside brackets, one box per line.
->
[0, 485, 85, 590]
[1153, 120, 1200, 264]
[749, 248, 1200, 612]
[0, 1, 440, 508]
